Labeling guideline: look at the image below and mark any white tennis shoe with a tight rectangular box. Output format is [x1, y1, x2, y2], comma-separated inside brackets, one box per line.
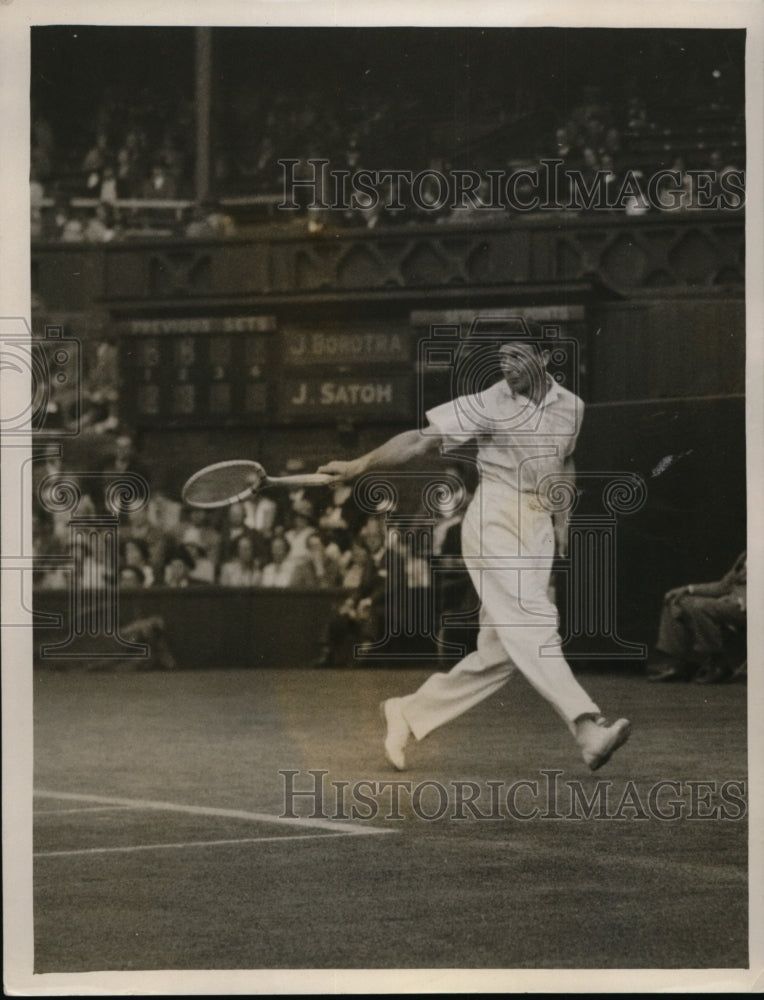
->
[576, 715, 632, 771]
[381, 697, 411, 771]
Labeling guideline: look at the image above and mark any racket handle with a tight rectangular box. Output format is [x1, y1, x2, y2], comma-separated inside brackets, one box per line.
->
[264, 473, 336, 488]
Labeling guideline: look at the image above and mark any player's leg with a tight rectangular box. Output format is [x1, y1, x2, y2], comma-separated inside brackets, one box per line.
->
[473, 499, 630, 769]
[397, 612, 517, 740]
[472, 500, 599, 726]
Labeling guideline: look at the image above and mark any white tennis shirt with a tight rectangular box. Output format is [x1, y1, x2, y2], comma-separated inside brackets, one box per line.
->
[425, 377, 583, 496]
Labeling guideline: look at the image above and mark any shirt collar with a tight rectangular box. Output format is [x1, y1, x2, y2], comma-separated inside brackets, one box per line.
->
[496, 373, 561, 405]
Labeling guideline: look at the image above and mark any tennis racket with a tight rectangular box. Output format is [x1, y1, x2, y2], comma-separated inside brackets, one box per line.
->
[182, 460, 335, 509]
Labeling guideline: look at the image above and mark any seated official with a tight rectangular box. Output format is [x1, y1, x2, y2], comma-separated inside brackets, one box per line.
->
[650, 551, 746, 683]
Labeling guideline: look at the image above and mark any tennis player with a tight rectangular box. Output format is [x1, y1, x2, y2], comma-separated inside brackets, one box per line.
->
[318, 336, 631, 772]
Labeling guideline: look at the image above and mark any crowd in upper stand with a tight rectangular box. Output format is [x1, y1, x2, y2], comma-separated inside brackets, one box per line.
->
[30, 77, 744, 242]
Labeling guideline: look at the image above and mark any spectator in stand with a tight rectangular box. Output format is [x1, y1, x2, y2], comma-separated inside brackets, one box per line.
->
[242, 492, 277, 538]
[185, 542, 216, 584]
[34, 526, 70, 590]
[142, 161, 177, 200]
[623, 170, 650, 216]
[116, 130, 146, 198]
[220, 502, 249, 561]
[123, 505, 171, 585]
[61, 217, 85, 242]
[599, 154, 620, 206]
[180, 508, 222, 569]
[318, 480, 359, 533]
[120, 537, 154, 588]
[100, 434, 150, 505]
[73, 535, 108, 591]
[83, 133, 112, 194]
[185, 199, 237, 239]
[339, 537, 373, 591]
[658, 156, 694, 212]
[100, 165, 119, 205]
[261, 535, 315, 588]
[84, 202, 118, 243]
[304, 531, 342, 589]
[312, 524, 388, 667]
[579, 147, 600, 184]
[79, 340, 119, 434]
[219, 533, 263, 587]
[146, 488, 183, 540]
[119, 565, 145, 589]
[163, 544, 200, 587]
[285, 497, 318, 564]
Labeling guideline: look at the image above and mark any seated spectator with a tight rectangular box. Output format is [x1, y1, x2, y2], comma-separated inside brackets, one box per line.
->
[99, 165, 119, 204]
[141, 161, 177, 200]
[623, 170, 650, 216]
[242, 493, 277, 538]
[73, 536, 107, 591]
[163, 545, 202, 587]
[61, 217, 85, 242]
[37, 567, 70, 589]
[123, 505, 170, 584]
[657, 156, 693, 212]
[116, 140, 140, 198]
[185, 199, 236, 238]
[304, 531, 342, 589]
[185, 542, 216, 584]
[119, 565, 146, 589]
[649, 551, 747, 683]
[318, 481, 353, 532]
[261, 536, 315, 588]
[285, 497, 317, 564]
[83, 132, 112, 194]
[81, 340, 119, 433]
[180, 508, 222, 568]
[339, 538, 372, 591]
[84, 202, 118, 243]
[220, 501, 249, 560]
[312, 527, 388, 667]
[219, 533, 263, 587]
[120, 537, 154, 588]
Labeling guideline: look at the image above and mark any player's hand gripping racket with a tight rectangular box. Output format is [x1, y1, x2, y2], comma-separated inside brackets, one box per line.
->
[182, 460, 334, 509]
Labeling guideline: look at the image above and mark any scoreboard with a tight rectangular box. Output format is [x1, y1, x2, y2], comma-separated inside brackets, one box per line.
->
[118, 315, 415, 427]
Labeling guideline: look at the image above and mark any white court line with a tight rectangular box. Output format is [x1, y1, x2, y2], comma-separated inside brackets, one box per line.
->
[34, 833, 351, 858]
[34, 789, 395, 837]
[35, 805, 135, 816]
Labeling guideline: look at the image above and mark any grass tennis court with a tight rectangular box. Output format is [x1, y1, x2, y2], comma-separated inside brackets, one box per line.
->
[34, 667, 747, 971]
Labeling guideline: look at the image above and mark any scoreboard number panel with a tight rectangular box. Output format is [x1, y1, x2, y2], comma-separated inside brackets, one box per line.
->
[119, 320, 272, 427]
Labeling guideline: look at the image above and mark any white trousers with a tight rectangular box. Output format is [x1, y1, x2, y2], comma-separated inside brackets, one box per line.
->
[400, 485, 600, 740]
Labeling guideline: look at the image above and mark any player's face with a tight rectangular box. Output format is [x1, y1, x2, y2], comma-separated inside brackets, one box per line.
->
[498, 344, 545, 395]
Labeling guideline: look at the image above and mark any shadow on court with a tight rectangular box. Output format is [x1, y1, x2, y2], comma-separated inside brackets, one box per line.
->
[33, 667, 747, 970]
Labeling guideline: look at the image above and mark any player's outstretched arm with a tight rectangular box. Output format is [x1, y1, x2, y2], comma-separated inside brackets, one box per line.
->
[318, 427, 441, 482]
